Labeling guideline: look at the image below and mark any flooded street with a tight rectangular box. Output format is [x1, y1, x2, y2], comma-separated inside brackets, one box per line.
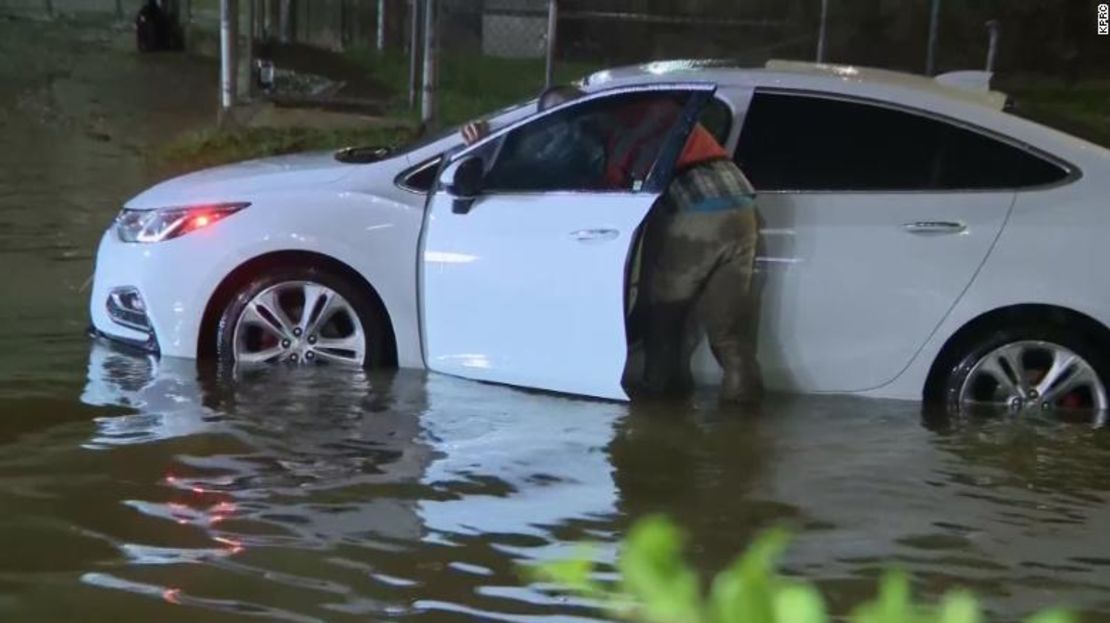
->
[3, 16, 1110, 623]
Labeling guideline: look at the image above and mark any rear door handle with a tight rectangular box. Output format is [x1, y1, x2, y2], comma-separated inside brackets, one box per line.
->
[571, 228, 620, 243]
[902, 221, 967, 235]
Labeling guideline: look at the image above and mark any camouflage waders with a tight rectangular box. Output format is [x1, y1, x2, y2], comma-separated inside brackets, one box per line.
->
[638, 161, 763, 403]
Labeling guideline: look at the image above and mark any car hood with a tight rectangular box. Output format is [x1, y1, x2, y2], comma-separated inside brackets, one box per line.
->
[125, 151, 361, 209]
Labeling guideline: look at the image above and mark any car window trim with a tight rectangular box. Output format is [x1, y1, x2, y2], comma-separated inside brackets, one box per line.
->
[395, 156, 443, 194]
[740, 87, 1080, 195]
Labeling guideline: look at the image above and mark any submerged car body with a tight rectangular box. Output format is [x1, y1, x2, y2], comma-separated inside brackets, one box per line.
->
[90, 60, 1110, 406]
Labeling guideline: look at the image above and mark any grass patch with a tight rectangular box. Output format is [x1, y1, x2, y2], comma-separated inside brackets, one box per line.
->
[346, 48, 603, 127]
[158, 124, 416, 175]
[1000, 77, 1110, 147]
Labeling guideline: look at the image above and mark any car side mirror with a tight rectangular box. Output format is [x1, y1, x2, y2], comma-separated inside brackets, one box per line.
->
[442, 155, 484, 215]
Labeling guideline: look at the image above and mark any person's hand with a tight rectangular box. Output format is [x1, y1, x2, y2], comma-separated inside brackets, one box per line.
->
[461, 120, 490, 145]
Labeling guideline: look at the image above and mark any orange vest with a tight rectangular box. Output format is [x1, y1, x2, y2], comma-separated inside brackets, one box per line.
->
[677, 125, 728, 171]
[602, 100, 729, 188]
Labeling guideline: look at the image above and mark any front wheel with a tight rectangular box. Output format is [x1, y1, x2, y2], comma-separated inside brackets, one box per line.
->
[215, 266, 387, 368]
[941, 325, 1110, 414]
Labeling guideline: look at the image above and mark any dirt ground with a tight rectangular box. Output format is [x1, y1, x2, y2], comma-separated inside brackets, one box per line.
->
[0, 14, 218, 165]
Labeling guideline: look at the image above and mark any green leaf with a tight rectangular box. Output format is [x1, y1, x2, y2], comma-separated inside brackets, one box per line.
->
[936, 592, 982, 623]
[618, 515, 704, 623]
[877, 570, 915, 623]
[530, 516, 1074, 623]
[528, 544, 613, 608]
[708, 529, 791, 623]
[533, 555, 595, 592]
[1023, 609, 1077, 623]
[773, 583, 828, 623]
[851, 570, 918, 623]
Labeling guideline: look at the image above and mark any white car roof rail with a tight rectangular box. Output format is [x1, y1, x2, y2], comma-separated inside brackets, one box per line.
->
[764, 59, 1009, 110]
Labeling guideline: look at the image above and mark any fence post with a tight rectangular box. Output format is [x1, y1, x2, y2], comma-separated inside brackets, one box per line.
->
[338, 0, 347, 50]
[180, 0, 192, 50]
[44, 0, 53, 18]
[115, 0, 123, 20]
[260, 0, 269, 39]
[421, 0, 437, 126]
[220, 0, 239, 117]
[244, 0, 255, 99]
[545, 0, 558, 87]
[925, 0, 941, 75]
[816, 0, 828, 62]
[303, 0, 310, 45]
[985, 19, 999, 73]
[409, 0, 420, 110]
[279, 0, 292, 42]
[377, 0, 386, 51]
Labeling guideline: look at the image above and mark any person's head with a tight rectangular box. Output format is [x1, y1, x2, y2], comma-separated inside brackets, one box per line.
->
[538, 85, 585, 111]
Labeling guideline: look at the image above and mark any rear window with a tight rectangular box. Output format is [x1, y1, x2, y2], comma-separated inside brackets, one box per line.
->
[735, 91, 1069, 192]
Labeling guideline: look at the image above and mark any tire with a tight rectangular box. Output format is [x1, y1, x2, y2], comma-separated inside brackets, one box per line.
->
[939, 323, 1110, 414]
[215, 265, 388, 369]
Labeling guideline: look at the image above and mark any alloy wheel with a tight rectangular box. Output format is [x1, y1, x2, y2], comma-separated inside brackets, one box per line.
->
[232, 281, 366, 366]
[958, 340, 1109, 413]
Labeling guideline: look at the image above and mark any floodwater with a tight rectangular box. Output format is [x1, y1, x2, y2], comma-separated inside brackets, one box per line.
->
[3, 16, 1110, 623]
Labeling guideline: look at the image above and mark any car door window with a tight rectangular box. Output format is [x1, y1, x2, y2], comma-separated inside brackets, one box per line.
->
[698, 97, 732, 144]
[735, 91, 1068, 192]
[481, 90, 697, 194]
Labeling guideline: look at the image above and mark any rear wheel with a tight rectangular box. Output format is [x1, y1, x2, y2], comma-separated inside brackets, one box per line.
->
[941, 325, 1110, 415]
[215, 266, 387, 369]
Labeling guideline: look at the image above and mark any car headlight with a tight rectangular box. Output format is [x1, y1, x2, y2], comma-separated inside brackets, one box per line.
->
[115, 202, 250, 243]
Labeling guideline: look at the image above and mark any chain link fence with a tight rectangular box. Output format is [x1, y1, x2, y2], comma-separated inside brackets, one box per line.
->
[4, 0, 1105, 73]
[437, 0, 546, 59]
[557, 1, 803, 66]
[3, 0, 1107, 123]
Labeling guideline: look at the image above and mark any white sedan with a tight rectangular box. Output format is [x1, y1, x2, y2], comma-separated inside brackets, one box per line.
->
[90, 60, 1110, 411]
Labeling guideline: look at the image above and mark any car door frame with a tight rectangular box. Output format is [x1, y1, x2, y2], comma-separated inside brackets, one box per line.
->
[415, 81, 719, 397]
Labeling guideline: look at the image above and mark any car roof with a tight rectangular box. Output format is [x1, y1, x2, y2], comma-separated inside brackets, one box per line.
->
[582, 59, 1009, 111]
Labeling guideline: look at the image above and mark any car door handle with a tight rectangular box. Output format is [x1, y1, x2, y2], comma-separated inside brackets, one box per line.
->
[571, 228, 620, 243]
[902, 221, 967, 235]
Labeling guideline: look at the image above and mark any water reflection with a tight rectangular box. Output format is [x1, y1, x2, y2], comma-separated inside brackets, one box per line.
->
[73, 343, 624, 620]
[56, 344, 1110, 621]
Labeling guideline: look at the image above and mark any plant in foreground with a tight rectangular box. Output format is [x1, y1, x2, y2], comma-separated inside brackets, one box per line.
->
[532, 516, 1073, 623]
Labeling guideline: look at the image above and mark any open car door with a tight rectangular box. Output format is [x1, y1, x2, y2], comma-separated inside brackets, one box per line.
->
[419, 83, 716, 400]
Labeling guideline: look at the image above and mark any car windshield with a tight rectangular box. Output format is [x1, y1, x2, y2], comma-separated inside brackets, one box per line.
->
[390, 98, 540, 157]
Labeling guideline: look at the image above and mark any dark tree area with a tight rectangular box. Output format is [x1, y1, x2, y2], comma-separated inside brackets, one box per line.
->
[558, 0, 1110, 78]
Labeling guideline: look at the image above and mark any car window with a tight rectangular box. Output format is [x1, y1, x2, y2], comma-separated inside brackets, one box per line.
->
[398, 157, 440, 192]
[936, 122, 1068, 189]
[481, 90, 696, 194]
[699, 97, 732, 145]
[735, 91, 1068, 192]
